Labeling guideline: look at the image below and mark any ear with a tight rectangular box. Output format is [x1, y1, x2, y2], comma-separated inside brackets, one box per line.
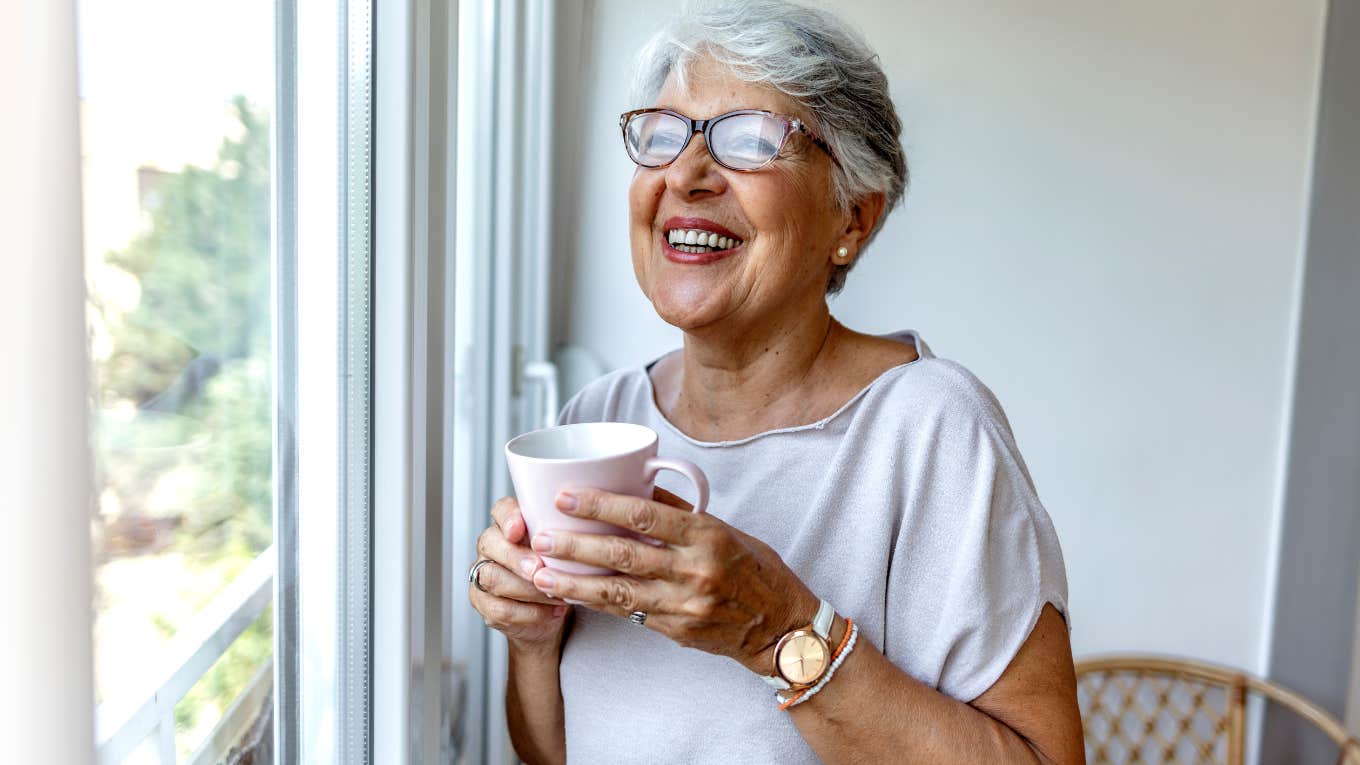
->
[836, 192, 886, 258]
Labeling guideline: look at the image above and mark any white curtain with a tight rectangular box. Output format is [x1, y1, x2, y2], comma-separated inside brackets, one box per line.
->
[0, 1, 95, 764]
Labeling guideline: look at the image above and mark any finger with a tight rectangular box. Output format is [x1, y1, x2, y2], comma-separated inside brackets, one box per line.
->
[557, 488, 698, 545]
[491, 497, 527, 543]
[530, 529, 676, 579]
[469, 585, 568, 626]
[477, 523, 543, 581]
[472, 560, 560, 605]
[532, 568, 682, 616]
[652, 485, 692, 511]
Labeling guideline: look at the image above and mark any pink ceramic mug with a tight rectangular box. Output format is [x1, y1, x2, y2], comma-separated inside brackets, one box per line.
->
[504, 422, 709, 575]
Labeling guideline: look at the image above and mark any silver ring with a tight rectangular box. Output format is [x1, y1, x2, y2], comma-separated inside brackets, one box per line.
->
[469, 559, 494, 594]
[628, 610, 648, 627]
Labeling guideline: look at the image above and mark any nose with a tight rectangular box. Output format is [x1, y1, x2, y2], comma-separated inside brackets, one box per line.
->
[664, 133, 728, 199]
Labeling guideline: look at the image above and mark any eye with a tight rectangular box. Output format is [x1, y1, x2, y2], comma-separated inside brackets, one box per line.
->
[644, 131, 684, 153]
[710, 113, 785, 167]
[626, 113, 690, 165]
[730, 134, 778, 156]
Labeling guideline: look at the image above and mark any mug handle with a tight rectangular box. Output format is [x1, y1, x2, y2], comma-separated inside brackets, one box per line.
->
[643, 457, 709, 515]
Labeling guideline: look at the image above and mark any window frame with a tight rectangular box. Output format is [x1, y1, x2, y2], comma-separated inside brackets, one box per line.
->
[290, 0, 376, 760]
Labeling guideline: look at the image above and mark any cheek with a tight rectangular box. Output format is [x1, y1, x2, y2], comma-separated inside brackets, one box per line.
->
[628, 173, 663, 288]
[629, 170, 663, 224]
[771, 173, 837, 244]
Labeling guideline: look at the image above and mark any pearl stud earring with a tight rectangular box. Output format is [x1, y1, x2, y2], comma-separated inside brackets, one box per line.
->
[835, 246, 850, 261]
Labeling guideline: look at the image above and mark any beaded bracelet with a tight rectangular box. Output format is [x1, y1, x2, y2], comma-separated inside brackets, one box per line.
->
[787, 622, 858, 709]
[777, 618, 858, 711]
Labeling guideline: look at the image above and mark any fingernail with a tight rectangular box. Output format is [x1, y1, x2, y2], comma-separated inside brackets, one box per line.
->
[535, 570, 557, 591]
[520, 557, 539, 577]
[556, 492, 579, 512]
[531, 532, 555, 553]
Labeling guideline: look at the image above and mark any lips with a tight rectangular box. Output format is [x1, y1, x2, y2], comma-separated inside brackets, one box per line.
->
[661, 216, 745, 265]
[663, 216, 742, 241]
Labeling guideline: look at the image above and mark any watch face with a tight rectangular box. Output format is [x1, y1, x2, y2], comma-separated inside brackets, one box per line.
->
[777, 632, 829, 685]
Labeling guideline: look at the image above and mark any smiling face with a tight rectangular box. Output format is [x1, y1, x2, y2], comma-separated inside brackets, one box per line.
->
[628, 57, 849, 336]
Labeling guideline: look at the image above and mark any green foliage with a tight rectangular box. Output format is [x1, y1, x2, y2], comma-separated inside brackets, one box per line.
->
[93, 94, 275, 745]
[176, 357, 274, 560]
[99, 95, 271, 406]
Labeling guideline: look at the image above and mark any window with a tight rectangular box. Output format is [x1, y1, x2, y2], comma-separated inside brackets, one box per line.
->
[80, 0, 278, 761]
[70, 0, 556, 761]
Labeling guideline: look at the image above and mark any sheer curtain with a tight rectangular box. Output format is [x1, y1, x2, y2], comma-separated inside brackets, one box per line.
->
[0, 1, 93, 763]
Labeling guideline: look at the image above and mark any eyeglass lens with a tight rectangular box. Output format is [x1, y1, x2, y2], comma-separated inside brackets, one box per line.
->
[625, 112, 787, 170]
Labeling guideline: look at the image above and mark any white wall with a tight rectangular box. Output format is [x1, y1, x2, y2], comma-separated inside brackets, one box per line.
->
[552, 0, 1327, 673]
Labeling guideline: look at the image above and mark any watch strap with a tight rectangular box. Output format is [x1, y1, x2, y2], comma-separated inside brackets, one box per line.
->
[812, 598, 833, 640]
[762, 674, 792, 690]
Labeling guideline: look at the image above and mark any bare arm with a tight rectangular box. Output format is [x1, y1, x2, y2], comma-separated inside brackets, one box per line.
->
[468, 497, 573, 765]
[506, 627, 570, 765]
[790, 604, 1084, 765]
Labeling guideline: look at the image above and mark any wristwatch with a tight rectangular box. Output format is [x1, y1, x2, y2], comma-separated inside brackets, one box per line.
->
[762, 598, 835, 691]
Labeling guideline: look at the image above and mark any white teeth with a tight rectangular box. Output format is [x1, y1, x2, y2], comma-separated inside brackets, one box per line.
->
[665, 228, 744, 251]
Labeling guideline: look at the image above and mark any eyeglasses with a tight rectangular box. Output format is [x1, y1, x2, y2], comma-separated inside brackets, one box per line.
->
[619, 108, 837, 172]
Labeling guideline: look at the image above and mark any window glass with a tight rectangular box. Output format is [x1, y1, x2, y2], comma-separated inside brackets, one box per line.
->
[79, 0, 276, 759]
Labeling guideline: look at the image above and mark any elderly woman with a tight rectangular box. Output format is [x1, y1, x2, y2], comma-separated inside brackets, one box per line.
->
[468, 2, 1081, 763]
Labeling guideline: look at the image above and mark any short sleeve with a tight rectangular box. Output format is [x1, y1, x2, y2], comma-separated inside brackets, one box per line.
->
[884, 363, 1069, 703]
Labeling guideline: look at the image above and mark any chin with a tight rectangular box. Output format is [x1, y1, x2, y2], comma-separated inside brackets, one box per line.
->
[646, 279, 729, 332]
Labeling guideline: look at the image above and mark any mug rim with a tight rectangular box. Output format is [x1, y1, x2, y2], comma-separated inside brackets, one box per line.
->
[504, 421, 658, 463]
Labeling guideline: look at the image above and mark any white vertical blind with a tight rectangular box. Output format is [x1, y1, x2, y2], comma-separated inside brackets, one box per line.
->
[0, 2, 94, 764]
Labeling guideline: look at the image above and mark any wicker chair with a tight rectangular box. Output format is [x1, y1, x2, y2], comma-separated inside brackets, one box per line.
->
[1076, 654, 1360, 765]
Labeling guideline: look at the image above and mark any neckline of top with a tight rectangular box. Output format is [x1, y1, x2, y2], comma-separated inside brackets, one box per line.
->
[640, 329, 929, 449]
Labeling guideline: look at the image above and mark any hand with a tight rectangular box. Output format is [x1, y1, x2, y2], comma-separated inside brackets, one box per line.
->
[527, 487, 818, 674]
[468, 497, 572, 654]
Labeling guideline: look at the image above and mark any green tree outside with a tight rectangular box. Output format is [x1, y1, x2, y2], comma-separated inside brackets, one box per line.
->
[90, 95, 274, 756]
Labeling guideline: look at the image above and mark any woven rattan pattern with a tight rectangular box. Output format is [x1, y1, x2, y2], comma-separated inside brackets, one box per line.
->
[1076, 655, 1360, 765]
[1079, 668, 1230, 764]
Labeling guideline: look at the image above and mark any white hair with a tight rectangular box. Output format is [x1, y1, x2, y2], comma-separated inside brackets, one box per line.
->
[630, 0, 908, 294]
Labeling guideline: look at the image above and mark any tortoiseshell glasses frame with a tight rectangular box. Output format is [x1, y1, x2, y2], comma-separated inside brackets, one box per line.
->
[619, 108, 839, 172]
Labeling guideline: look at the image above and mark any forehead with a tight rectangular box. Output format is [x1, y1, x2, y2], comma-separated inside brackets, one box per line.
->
[655, 55, 807, 121]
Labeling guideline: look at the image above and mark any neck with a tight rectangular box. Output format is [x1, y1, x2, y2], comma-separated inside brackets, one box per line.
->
[673, 297, 845, 440]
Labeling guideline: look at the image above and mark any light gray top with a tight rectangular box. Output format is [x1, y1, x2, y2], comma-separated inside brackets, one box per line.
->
[555, 331, 1069, 764]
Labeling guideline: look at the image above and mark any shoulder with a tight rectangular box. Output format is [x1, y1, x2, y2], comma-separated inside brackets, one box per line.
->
[557, 365, 653, 425]
[869, 355, 1015, 440]
[851, 354, 1041, 501]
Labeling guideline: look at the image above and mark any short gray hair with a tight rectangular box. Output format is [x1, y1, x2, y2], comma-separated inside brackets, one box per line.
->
[631, 0, 908, 295]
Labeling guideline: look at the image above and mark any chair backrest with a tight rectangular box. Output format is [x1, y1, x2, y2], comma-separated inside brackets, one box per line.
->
[1076, 654, 1360, 765]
